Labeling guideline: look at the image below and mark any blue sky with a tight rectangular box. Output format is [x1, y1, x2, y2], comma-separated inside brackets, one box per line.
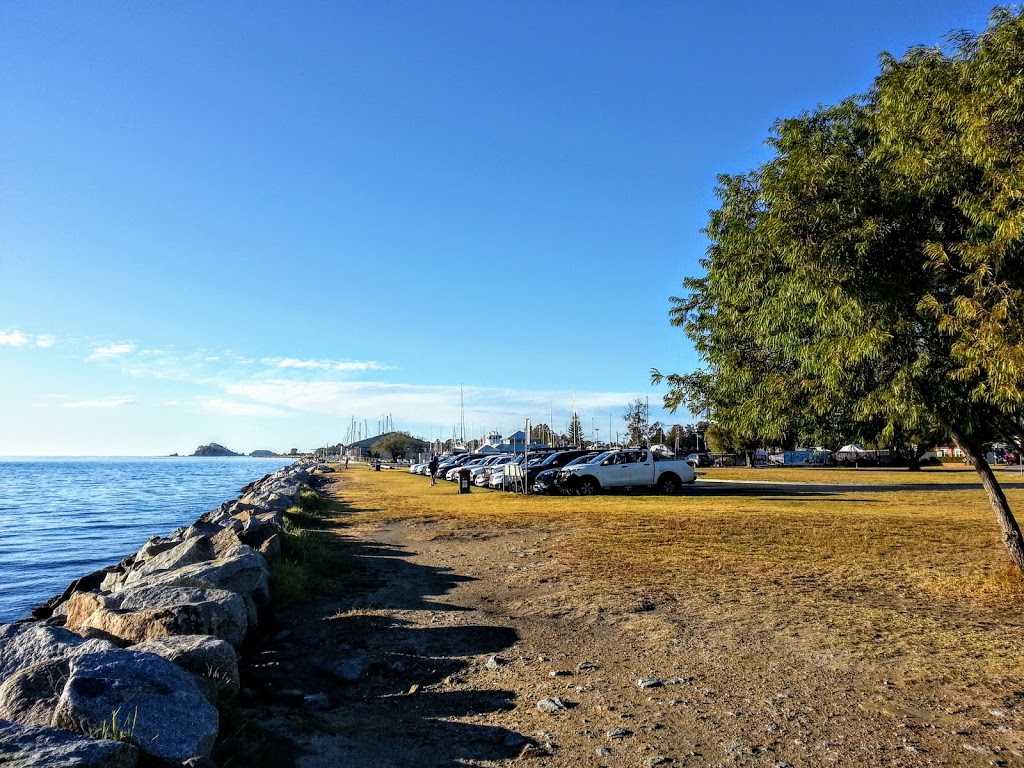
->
[0, 1, 996, 455]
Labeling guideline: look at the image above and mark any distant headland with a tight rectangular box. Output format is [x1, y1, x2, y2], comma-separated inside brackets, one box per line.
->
[181, 443, 288, 457]
[191, 443, 242, 457]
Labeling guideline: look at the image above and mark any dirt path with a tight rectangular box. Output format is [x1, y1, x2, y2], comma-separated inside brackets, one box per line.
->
[223, 476, 1024, 767]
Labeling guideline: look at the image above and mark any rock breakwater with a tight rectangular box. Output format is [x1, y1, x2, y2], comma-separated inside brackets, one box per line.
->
[0, 459, 330, 767]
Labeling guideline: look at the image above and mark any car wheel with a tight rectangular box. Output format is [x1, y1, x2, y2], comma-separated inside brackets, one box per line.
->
[578, 477, 599, 496]
[658, 474, 680, 494]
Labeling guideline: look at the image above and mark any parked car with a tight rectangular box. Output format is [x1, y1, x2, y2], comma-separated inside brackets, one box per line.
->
[685, 452, 712, 468]
[997, 447, 1021, 464]
[438, 453, 479, 472]
[488, 467, 508, 490]
[488, 453, 532, 490]
[524, 449, 596, 488]
[533, 452, 600, 493]
[473, 454, 516, 485]
[559, 447, 696, 495]
[444, 456, 492, 481]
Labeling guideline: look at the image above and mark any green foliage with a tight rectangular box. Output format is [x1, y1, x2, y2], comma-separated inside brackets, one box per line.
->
[656, 7, 1024, 566]
[530, 423, 557, 446]
[273, 489, 344, 605]
[567, 413, 584, 446]
[657, 8, 1024, 456]
[370, 431, 421, 461]
[622, 398, 664, 446]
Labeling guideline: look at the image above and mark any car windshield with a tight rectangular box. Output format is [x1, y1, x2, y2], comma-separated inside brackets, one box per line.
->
[537, 452, 568, 466]
[588, 451, 612, 464]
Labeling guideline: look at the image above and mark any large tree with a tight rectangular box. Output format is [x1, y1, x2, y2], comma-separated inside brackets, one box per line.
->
[655, 8, 1024, 570]
[623, 398, 666, 447]
[623, 399, 649, 446]
[371, 432, 421, 462]
[567, 413, 584, 447]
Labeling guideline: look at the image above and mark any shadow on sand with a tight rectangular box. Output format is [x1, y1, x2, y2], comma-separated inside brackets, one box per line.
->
[218, 512, 526, 768]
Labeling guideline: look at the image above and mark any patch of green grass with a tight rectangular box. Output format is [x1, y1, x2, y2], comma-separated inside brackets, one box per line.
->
[271, 489, 348, 605]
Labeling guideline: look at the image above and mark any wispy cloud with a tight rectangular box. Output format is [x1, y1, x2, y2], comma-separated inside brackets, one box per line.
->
[198, 397, 288, 417]
[262, 357, 393, 373]
[222, 379, 659, 432]
[86, 343, 135, 362]
[0, 330, 56, 347]
[0, 331, 29, 346]
[63, 396, 138, 408]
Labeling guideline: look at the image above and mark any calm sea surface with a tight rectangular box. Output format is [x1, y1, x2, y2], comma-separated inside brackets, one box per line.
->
[0, 456, 295, 623]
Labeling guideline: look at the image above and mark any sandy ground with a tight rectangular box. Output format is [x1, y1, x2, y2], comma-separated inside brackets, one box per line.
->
[221, 475, 1024, 768]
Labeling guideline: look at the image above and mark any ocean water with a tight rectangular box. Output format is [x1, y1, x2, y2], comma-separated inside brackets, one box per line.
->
[0, 456, 295, 623]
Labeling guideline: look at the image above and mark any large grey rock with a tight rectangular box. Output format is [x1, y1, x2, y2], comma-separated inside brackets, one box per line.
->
[195, 507, 242, 530]
[123, 548, 270, 625]
[81, 586, 248, 647]
[63, 593, 119, 632]
[210, 527, 243, 558]
[136, 535, 181, 561]
[0, 659, 71, 726]
[0, 624, 114, 682]
[238, 514, 282, 556]
[29, 564, 123, 623]
[0, 718, 139, 767]
[122, 536, 216, 587]
[53, 650, 218, 764]
[131, 635, 239, 700]
[256, 533, 281, 560]
[98, 572, 125, 594]
[181, 521, 224, 540]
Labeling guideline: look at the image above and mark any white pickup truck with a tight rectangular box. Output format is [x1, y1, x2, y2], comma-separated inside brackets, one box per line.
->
[556, 448, 695, 495]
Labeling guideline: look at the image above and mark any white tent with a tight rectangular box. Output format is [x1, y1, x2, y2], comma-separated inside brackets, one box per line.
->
[836, 444, 870, 463]
[837, 444, 868, 455]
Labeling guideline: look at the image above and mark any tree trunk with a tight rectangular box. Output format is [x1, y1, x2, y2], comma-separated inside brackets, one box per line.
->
[949, 429, 1024, 573]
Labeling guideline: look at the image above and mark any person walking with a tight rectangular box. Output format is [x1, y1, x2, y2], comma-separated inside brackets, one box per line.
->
[428, 453, 439, 486]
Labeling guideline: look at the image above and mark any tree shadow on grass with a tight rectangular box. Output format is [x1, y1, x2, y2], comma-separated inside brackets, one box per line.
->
[219, 534, 526, 768]
[686, 480, 990, 496]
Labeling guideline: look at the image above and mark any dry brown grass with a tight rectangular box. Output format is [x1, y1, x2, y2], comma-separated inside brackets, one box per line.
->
[330, 467, 1024, 682]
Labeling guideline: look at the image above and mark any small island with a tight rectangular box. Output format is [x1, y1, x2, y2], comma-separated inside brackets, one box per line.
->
[190, 442, 242, 457]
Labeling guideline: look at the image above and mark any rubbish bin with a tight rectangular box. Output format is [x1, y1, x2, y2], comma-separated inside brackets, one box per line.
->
[374, 460, 381, 471]
[458, 468, 471, 494]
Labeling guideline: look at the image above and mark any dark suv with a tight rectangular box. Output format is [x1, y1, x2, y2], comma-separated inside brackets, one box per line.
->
[533, 452, 601, 494]
[524, 450, 596, 487]
[685, 452, 712, 468]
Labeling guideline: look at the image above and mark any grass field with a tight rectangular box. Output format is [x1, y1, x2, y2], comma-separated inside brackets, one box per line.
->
[332, 465, 1024, 683]
[700, 463, 1024, 485]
